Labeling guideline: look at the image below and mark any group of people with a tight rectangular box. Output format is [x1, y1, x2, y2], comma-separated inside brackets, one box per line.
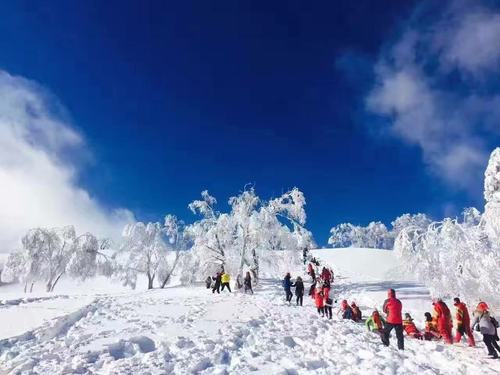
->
[306, 263, 333, 283]
[292, 258, 500, 359]
[358, 289, 500, 358]
[206, 270, 254, 294]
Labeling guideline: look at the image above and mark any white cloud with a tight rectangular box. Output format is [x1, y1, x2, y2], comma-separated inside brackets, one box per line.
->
[437, 11, 500, 75]
[366, 0, 500, 194]
[0, 70, 134, 252]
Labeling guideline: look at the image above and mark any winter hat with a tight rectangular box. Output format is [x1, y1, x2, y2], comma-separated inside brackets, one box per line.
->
[404, 313, 412, 320]
[477, 301, 489, 312]
[387, 289, 396, 298]
[453, 297, 461, 305]
[351, 302, 357, 307]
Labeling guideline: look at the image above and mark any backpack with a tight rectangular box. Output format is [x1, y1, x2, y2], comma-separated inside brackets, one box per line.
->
[491, 317, 499, 328]
[343, 307, 353, 320]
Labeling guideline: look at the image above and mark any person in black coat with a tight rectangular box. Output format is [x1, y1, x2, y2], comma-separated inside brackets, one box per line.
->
[244, 271, 253, 294]
[293, 276, 305, 306]
[212, 272, 222, 294]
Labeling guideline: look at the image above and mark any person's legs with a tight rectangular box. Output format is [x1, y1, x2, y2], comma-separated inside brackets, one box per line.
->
[227, 283, 232, 293]
[483, 335, 497, 356]
[221, 283, 226, 291]
[491, 335, 500, 353]
[382, 323, 394, 346]
[327, 306, 332, 319]
[465, 326, 475, 347]
[395, 324, 405, 350]
[455, 326, 464, 343]
[439, 324, 453, 344]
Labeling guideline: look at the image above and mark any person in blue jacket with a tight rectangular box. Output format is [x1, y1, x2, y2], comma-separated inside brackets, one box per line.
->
[283, 273, 293, 303]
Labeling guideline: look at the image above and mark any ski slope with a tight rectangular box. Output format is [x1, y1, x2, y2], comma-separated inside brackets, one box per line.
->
[0, 248, 499, 374]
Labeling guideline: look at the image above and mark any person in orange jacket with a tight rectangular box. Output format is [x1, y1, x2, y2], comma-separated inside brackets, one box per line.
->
[315, 289, 325, 317]
[453, 297, 475, 346]
[432, 298, 453, 344]
[403, 313, 423, 339]
[424, 312, 441, 340]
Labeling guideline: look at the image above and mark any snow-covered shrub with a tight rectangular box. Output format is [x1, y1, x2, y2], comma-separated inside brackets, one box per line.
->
[395, 215, 499, 306]
[395, 149, 500, 307]
[328, 213, 431, 249]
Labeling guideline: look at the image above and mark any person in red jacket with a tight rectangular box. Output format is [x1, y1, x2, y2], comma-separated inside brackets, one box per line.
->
[453, 297, 475, 347]
[322, 280, 332, 319]
[315, 290, 325, 317]
[381, 288, 404, 350]
[403, 313, 423, 339]
[432, 298, 453, 344]
[351, 302, 362, 322]
[321, 267, 331, 281]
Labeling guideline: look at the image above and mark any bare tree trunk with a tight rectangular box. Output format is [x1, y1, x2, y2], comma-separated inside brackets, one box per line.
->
[160, 253, 181, 289]
[50, 272, 64, 292]
[147, 272, 155, 289]
[24, 281, 28, 293]
[46, 280, 53, 292]
[30, 282, 35, 293]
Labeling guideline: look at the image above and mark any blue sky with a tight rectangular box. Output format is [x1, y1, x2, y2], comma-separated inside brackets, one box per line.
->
[0, 0, 499, 247]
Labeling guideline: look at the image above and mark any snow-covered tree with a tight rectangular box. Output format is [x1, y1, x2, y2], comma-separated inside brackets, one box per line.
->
[328, 213, 431, 249]
[391, 213, 432, 237]
[365, 221, 392, 249]
[3, 226, 109, 292]
[328, 223, 358, 248]
[483, 147, 500, 242]
[185, 187, 314, 282]
[118, 222, 166, 289]
[158, 214, 189, 288]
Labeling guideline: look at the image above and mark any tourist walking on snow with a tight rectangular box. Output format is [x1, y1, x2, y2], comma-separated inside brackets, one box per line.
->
[205, 276, 212, 289]
[366, 310, 385, 336]
[321, 267, 331, 282]
[453, 297, 475, 347]
[472, 302, 500, 358]
[212, 272, 222, 294]
[307, 263, 315, 282]
[244, 272, 253, 294]
[432, 298, 453, 344]
[293, 276, 304, 306]
[221, 272, 232, 292]
[381, 288, 404, 350]
[283, 273, 293, 303]
[315, 289, 325, 317]
[322, 280, 332, 319]
[236, 274, 243, 289]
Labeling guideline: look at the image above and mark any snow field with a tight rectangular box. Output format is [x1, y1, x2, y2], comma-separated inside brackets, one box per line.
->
[0, 248, 499, 374]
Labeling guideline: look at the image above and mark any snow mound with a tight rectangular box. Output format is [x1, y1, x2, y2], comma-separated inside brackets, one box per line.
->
[311, 247, 405, 280]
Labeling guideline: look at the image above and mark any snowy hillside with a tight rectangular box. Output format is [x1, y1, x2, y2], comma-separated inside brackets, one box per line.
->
[0, 248, 499, 374]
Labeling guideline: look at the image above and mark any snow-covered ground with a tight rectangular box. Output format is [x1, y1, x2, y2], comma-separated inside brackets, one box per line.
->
[0, 248, 499, 374]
